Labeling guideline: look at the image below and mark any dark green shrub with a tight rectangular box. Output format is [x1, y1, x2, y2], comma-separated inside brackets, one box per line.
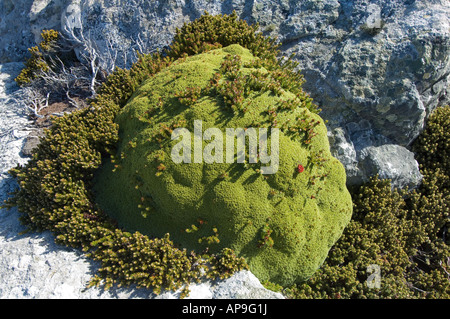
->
[169, 11, 278, 62]
[15, 29, 60, 86]
[286, 106, 450, 299]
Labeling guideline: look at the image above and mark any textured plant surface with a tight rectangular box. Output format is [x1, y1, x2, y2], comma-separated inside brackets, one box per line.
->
[94, 43, 352, 286]
[286, 105, 450, 299]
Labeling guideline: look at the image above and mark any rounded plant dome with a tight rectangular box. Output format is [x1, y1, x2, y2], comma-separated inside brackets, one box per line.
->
[94, 44, 353, 286]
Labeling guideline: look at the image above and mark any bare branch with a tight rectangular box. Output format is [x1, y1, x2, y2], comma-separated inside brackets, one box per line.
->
[10, 87, 50, 118]
[66, 90, 79, 108]
[439, 260, 450, 279]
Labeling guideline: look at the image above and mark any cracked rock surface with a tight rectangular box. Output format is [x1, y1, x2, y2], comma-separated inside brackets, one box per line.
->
[3, 0, 448, 188]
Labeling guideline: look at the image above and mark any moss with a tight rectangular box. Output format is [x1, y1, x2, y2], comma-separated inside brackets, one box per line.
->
[93, 44, 352, 286]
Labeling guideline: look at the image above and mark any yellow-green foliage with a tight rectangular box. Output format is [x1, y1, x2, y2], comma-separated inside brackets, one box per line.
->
[15, 29, 59, 86]
[2, 12, 351, 294]
[288, 106, 450, 299]
[93, 43, 353, 286]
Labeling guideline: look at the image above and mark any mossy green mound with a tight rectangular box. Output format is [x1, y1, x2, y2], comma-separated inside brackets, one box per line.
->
[94, 44, 353, 286]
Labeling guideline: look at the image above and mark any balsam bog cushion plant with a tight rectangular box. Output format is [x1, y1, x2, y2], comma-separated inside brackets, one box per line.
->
[94, 43, 353, 286]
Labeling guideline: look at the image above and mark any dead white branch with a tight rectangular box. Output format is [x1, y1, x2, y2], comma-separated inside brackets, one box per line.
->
[63, 14, 101, 96]
[10, 87, 50, 118]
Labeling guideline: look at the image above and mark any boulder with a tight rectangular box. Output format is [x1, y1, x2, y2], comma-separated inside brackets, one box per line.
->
[358, 144, 423, 190]
[157, 270, 285, 299]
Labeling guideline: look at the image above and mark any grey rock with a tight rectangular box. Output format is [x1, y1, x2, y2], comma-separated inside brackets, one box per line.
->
[283, 0, 449, 188]
[286, 0, 450, 149]
[280, 0, 341, 41]
[1, 0, 449, 188]
[0, 63, 33, 176]
[328, 121, 423, 189]
[21, 129, 44, 157]
[0, 0, 70, 63]
[328, 127, 359, 184]
[358, 144, 423, 190]
[156, 270, 284, 299]
[209, 270, 284, 299]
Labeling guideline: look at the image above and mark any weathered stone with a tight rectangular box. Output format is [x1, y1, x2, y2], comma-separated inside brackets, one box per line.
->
[21, 129, 44, 157]
[288, 0, 450, 148]
[358, 144, 423, 190]
[1, 0, 449, 189]
[156, 270, 284, 299]
[0, 63, 32, 175]
[208, 270, 284, 299]
[280, 0, 341, 41]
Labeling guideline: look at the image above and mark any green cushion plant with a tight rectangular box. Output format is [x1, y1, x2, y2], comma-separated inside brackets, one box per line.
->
[3, 11, 352, 294]
[94, 43, 353, 286]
